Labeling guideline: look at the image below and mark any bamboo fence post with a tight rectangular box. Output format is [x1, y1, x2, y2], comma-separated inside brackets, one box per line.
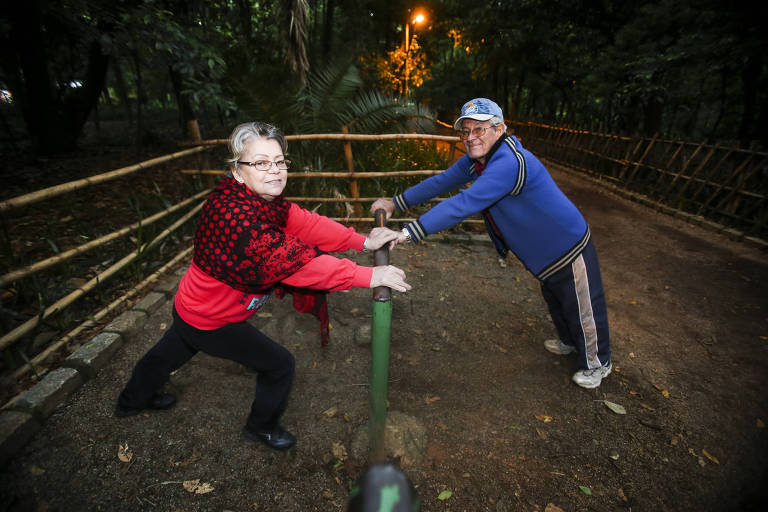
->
[650, 140, 686, 193]
[616, 137, 644, 181]
[0, 201, 204, 352]
[0, 188, 211, 288]
[671, 144, 718, 206]
[685, 147, 732, 209]
[696, 154, 758, 216]
[341, 126, 362, 218]
[717, 156, 766, 216]
[187, 119, 213, 189]
[623, 135, 658, 184]
[658, 141, 706, 204]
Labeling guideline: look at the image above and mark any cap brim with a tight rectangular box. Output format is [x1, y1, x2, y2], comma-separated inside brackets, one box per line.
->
[453, 114, 495, 130]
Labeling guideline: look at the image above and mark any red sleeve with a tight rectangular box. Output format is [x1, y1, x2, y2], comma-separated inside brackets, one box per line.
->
[285, 203, 366, 252]
[280, 254, 373, 291]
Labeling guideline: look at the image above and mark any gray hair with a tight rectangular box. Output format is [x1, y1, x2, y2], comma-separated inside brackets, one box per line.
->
[225, 121, 287, 177]
[489, 116, 506, 132]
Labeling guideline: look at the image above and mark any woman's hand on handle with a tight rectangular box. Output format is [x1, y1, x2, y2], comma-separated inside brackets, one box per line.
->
[365, 227, 400, 251]
[370, 199, 395, 220]
[370, 265, 411, 292]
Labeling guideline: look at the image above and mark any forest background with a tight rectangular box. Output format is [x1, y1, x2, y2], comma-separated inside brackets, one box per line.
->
[1, 0, 767, 158]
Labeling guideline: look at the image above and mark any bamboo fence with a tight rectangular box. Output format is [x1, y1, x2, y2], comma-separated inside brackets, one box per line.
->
[6, 125, 764, 390]
[510, 121, 768, 246]
[0, 132, 469, 388]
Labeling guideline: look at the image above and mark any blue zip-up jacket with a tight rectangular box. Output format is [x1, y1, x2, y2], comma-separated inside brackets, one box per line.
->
[394, 134, 590, 280]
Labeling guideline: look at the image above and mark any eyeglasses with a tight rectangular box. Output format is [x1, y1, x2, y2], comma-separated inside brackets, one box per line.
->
[236, 159, 291, 171]
[457, 125, 495, 139]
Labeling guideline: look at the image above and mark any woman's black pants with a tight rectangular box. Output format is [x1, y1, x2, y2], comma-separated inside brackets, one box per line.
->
[117, 307, 295, 431]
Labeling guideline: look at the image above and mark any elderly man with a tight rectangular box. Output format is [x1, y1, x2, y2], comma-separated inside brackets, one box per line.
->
[371, 98, 611, 388]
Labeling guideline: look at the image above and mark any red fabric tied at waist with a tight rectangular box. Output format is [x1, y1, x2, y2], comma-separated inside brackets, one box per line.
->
[275, 285, 330, 347]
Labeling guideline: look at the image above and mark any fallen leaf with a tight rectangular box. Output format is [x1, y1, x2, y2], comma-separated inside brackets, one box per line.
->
[639, 403, 655, 411]
[603, 400, 627, 415]
[535, 415, 553, 423]
[424, 396, 441, 404]
[579, 485, 592, 496]
[629, 300, 638, 305]
[437, 490, 452, 500]
[195, 482, 215, 494]
[117, 443, 133, 463]
[662, 390, 670, 398]
[183, 479, 215, 494]
[536, 428, 548, 440]
[701, 449, 720, 464]
[256, 312, 272, 318]
[545, 504, 565, 512]
[757, 418, 765, 429]
[183, 479, 200, 492]
[618, 488, 628, 502]
[331, 441, 347, 460]
[323, 407, 338, 418]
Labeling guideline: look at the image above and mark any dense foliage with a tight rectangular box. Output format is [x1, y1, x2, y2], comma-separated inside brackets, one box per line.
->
[1, 0, 766, 154]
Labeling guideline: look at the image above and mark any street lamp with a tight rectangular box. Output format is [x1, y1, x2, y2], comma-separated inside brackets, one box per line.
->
[403, 13, 426, 97]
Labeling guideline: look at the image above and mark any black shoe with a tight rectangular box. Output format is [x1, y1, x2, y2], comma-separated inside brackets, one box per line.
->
[243, 424, 296, 450]
[115, 392, 177, 418]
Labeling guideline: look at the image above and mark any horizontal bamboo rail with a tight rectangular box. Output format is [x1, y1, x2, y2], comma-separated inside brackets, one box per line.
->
[185, 133, 460, 146]
[0, 200, 204, 351]
[180, 169, 443, 178]
[0, 188, 211, 288]
[0, 146, 209, 212]
[7, 245, 195, 386]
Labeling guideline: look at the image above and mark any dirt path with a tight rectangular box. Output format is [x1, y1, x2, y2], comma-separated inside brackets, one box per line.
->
[1, 168, 767, 511]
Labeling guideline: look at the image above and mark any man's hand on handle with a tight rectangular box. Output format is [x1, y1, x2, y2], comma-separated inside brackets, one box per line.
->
[370, 265, 411, 293]
[370, 199, 395, 220]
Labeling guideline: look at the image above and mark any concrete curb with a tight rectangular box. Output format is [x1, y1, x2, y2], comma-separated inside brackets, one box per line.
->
[0, 273, 182, 468]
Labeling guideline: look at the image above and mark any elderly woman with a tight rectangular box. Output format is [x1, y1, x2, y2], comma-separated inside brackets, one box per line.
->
[115, 121, 410, 450]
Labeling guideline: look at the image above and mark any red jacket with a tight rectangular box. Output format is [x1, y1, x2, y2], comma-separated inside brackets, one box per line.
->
[175, 203, 372, 330]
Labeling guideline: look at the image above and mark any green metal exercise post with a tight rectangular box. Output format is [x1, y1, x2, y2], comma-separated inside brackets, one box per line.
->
[370, 209, 392, 461]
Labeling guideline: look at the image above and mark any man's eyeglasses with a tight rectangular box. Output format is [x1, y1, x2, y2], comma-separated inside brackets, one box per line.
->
[236, 159, 291, 171]
[456, 125, 495, 139]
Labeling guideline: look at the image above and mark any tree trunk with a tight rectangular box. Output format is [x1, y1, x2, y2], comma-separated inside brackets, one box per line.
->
[2, 1, 109, 154]
[738, 52, 762, 147]
[111, 57, 134, 125]
[168, 66, 196, 137]
[643, 97, 663, 137]
[322, 0, 335, 61]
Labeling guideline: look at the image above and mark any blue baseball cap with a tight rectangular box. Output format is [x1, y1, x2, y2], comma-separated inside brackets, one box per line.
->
[453, 98, 504, 130]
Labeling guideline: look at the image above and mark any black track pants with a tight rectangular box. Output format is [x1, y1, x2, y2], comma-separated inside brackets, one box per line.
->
[117, 307, 295, 430]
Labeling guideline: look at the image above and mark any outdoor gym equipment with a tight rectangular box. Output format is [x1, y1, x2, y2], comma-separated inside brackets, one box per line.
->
[369, 209, 392, 460]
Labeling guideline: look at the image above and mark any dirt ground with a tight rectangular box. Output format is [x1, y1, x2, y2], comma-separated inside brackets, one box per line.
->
[1, 167, 767, 512]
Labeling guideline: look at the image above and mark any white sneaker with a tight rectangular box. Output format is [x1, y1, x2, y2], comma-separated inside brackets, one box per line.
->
[572, 363, 612, 389]
[544, 339, 576, 355]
